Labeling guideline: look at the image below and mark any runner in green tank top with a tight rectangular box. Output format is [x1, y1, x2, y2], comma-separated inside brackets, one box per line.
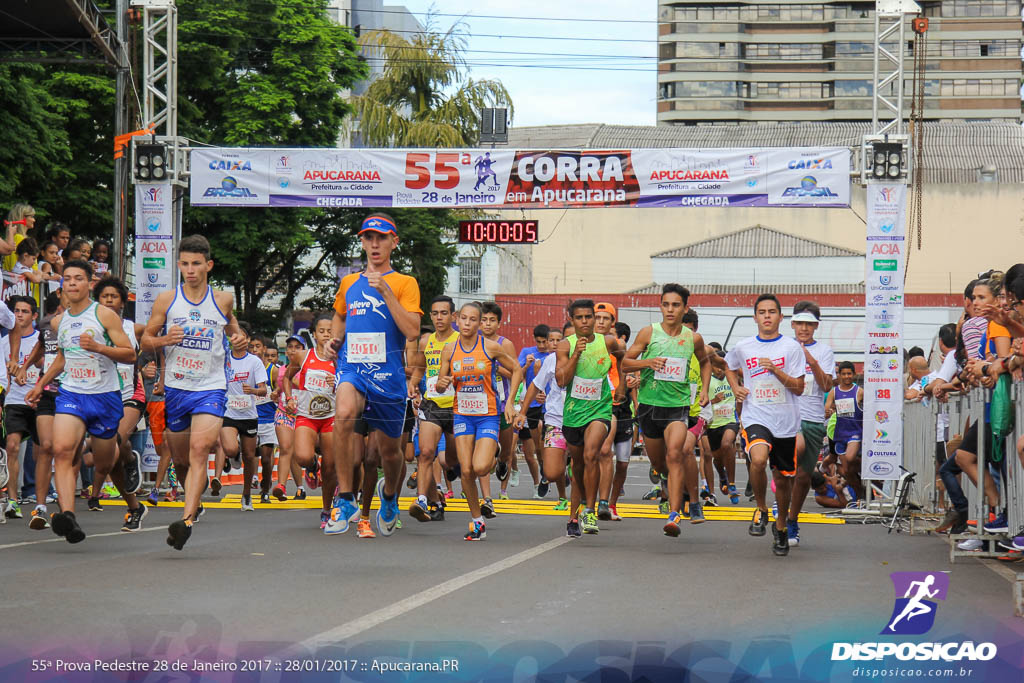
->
[622, 284, 711, 538]
[555, 299, 624, 536]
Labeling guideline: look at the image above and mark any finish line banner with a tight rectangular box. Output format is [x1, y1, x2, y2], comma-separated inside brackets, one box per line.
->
[189, 147, 851, 209]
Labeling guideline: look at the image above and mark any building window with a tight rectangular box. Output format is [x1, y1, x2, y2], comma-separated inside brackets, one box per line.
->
[459, 257, 481, 293]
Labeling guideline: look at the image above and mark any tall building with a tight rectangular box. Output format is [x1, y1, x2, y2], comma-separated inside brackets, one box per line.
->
[657, 0, 1023, 124]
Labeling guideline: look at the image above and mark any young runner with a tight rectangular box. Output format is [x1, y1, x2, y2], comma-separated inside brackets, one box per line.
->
[593, 303, 626, 520]
[725, 294, 806, 556]
[271, 335, 306, 501]
[622, 284, 711, 536]
[325, 214, 421, 536]
[704, 352, 740, 505]
[512, 324, 549, 497]
[825, 361, 865, 501]
[249, 335, 280, 499]
[434, 302, 521, 541]
[556, 299, 625, 535]
[140, 235, 245, 551]
[788, 301, 835, 547]
[607, 321, 637, 521]
[479, 301, 517, 518]
[222, 322, 269, 510]
[26, 260, 136, 544]
[2, 296, 40, 520]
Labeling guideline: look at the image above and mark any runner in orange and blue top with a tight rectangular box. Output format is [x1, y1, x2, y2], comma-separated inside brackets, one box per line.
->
[326, 214, 422, 537]
[434, 302, 521, 541]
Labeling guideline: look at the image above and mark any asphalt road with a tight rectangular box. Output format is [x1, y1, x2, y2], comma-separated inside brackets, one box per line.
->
[1, 465, 1019, 682]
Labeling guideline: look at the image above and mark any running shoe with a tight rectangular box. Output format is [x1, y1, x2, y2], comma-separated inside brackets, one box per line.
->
[241, 496, 254, 512]
[480, 499, 497, 519]
[294, 488, 307, 501]
[566, 520, 582, 537]
[374, 477, 399, 537]
[146, 489, 160, 507]
[772, 525, 790, 556]
[193, 503, 206, 523]
[272, 484, 288, 502]
[304, 461, 321, 490]
[771, 501, 778, 520]
[510, 470, 520, 487]
[260, 493, 271, 505]
[499, 492, 510, 500]
[787, 520, 800, 547]
[5, 500, 22, 519]
[749, 508, 768, 536]
[720, 481, 729, 495]
[553, 498, 569, 511]
[123, 450, 142, 495]
[701, 492, 718, 507]
[164, 488, 180, 503]
[29, 506, 49, 530]
[537, 478, 550, 498]
[663, 511, 682, 537]
[957, 538, 983, 551]
[581, 510, 599, 534]
[597, 500, 612, 521]
[396, 518, 402, 529]
[427, 504, 445, 522]
[324, 497, 359, 535]
[744, 481, 753, 498]
[444, 489, 454, 500]
[658, 500, 670, 514]
[532, 490, 543, 500]
[609, 504, 622, 521]
[320, 511, 329, 529]
[210, 477, 222, 497]
[357, 518, 376, 538]
[565, 462, 572, 481]
[52, 510, 86, 544]
[45, 493, 57, 504]
[464, 520, 486, 541]
[998, 536, 1024, 552]
[409, 497, 431, 523]
[0, 449, 7, 489]
[984, 514, 1009, 534]
[250, 475, 259, 490]
[229, 455, 242, 471]
[682, 499, 690, 519]
[166, 519, 192, 550]
[689, 501, 705, 524]
[495, 460, 509, 482]
[0, 509, 6, 524]
[642, 485, 662, 501]
[406, 470, 417, 490]
[86, 496, 102, 512]
[121, 505, 148, 532]
[728, 484, 739, 505]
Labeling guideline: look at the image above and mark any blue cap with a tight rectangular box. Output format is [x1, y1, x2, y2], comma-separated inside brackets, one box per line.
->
[358, 215, 397, 235]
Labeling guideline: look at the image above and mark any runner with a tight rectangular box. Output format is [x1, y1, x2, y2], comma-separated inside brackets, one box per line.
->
[704, 351, 741, 505]
[788, 301, 835, 547]
[407, 296, 458, 521]
[607, 321, 637, 521]
[681, 309, 714, 513]
[325, 214, 421, 536]
[622, 284, 711, 536]
[2, 296, 40, 521]
[511, 323, 550, 498]
[433, 302, 521, 541]
[271, 335, 306, 501]
[724, 294, 806, 556]
[593, 303, 626, 520]
[138, 349, 173, 506]
[221, 321, 269, 510]
[140, 235, 245, 551]
[283, 313, 339, 529]
[25, 260, 136, 544]
[556, 299, 626, 535]
[249, 335, 281, 500]
[825, 361, 865, 501]
[479, 301, 517, 518]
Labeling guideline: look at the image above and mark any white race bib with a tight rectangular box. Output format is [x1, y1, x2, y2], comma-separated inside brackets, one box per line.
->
[44, 353, 56, 373]
[25, 366, 40, 385]
[228, 394, 253, 411]
[713, 403, 734, 420]
[802, 373, 818, 396]
[753, 379, 785, 405]
[305, 369, 334, 395]
[347, 332, 386, 364]
[426, 374, 454, 398]
[836, 397, 855, 416]
[67, 356, 102, 388]
[653, 356, 687, 382]
[570, 376, 603, 401]
[171, 348, 210, 379]
[457, 388, 488, 415]
[118, 366, 133, 390]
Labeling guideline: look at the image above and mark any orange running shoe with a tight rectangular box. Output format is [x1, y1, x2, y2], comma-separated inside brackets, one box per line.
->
[357, 518, 375, 539]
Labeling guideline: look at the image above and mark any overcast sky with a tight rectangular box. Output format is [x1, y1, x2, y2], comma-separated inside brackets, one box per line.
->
[397, 1, 657, 128]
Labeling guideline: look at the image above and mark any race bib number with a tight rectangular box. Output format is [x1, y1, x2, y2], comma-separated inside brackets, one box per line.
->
[67, 356, 102, 388]
[426, 374, 454, 398]
[347, 332, 386, 364]
[753, 379, 785, 405]
[713, 403, 734, 420]
[171, 349, 210, 379]
[228, 394, 253, 412]
[802, 373, 818, 396]
[118, 366, 133, 390]
[836, 397, 855, 416]
[305, 369, 334, 395]
[570, 376, 603, 401]
[457, 388, 488, 415]
[44, 353, 56, 373]
[689, 383, 699, 402]
[653, 356, 687, 382]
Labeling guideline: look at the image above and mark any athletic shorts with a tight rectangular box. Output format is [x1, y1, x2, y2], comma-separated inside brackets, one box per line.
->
[4, 404, 38, 443]
[257, 421, 278, 446]
[637, 403, 688, 441]
[958, 419, 1002, 460]
[131, 376, 146, 404]
[518, 405, 543, 439]
[165, 387, 226, 433]
[337, 372, 406, 439]
[707, 423, 738, 451]
[612, 402, 634, 444]
[295, 415, 334, 434]
[741, 424, 798, 477]
[146, 400, 166, 445]
[562, 419, 611, 448]
[55, 389, 122, 440]
[223, 417, 258, 438]
[453, 414, 499, 442]
[36, 391, 57, 418]
[353, 415, 369, 437]
[832, 438, 860, 456]
[274, 408, 295, 429]
[418, 398, 454, 433]
[798, 420, 827, 474]
[404, 399, 415, 435]
[123, 398, 146, 414]
[543, 424, 566, 450]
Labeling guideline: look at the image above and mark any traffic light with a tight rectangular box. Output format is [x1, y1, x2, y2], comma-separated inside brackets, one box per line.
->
[134, 143, 168, 182]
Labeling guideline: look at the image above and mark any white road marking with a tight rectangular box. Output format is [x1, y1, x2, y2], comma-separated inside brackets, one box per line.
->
[0, 525, 164, 550]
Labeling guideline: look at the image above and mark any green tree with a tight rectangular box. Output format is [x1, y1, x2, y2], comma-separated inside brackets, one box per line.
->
[352, 21, 513, 147]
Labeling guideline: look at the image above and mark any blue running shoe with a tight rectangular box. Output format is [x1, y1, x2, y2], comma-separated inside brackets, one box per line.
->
[728, 484, 739, 505]
[324, 497, 358, 535]
[787, 520, 800, 547]
[375, 477, 399, 536]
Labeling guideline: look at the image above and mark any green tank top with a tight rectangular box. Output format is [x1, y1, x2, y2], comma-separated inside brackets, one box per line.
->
[563, 334, 613, 427]
[638, 323, 694, 408]
[709, 376, 736, 428]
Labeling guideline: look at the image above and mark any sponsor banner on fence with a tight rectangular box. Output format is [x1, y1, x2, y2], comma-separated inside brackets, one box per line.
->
[189, 147, 851, 209]
[862, 183, 907, 481]
[134, 182, 175, 323]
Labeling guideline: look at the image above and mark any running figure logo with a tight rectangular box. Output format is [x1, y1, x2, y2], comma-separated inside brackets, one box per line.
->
[882, 572, 949, 635]
[362, 291, 385, 318]
[474, 152, 497, 190]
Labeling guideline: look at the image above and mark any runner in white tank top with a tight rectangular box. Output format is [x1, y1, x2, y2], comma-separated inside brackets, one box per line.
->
[140, 235, 244, 552]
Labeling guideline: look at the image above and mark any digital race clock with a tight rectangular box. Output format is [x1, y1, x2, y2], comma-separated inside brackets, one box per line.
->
[458, 220, 538, 244]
